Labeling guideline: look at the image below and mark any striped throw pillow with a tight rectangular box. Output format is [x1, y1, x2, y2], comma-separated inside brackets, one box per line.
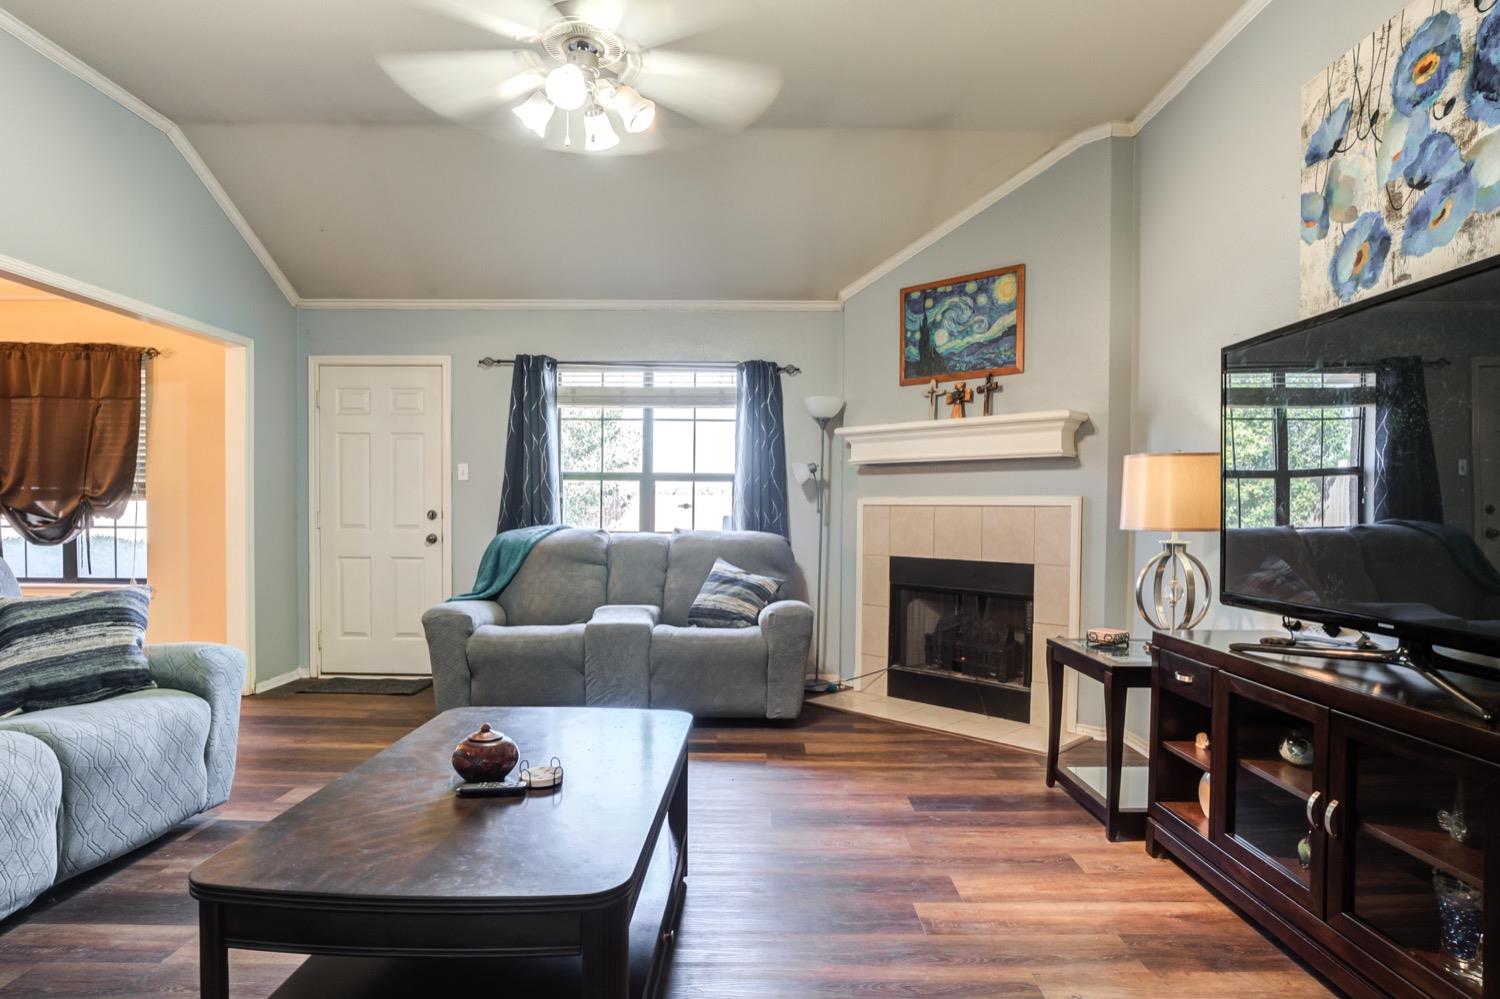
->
[0, 587, 153, 715]
[687, 559, 783, 629]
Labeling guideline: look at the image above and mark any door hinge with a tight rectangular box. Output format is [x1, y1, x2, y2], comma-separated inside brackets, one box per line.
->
[316, 629, 323, 652]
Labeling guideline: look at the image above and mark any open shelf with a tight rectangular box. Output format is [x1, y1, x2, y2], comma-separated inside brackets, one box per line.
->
[1162, 739, 1210, 771]
[1361, 819, 1485, 890]
[1239, 756, 1314, 800]
[1160, 799, 1209, 839]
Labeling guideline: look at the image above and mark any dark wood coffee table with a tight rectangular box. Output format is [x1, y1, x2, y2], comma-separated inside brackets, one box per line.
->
[189, 706, 691, 999]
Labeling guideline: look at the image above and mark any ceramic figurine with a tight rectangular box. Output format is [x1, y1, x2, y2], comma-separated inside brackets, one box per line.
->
[945, 382, 974, 418]
[924, 379, 942, 420]
[976, 373, 1000, 415]
[1297, 835, 1312, 870]
[1278, 732, 1314, 768]
[1198, 772, 1211, 820]
[452, 722, 520, 782]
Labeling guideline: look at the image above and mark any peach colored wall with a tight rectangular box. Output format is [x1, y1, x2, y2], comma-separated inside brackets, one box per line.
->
[3, 300, 229, 644]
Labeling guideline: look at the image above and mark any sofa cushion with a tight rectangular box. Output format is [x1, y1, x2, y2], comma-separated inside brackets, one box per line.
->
[0, 688, 209, 878]
[0, 587, 154, 715]
[662, 530, 800, 626]
[688, 558, 784, 628]
[649, 624, 768, 716]
[468, 624, 586, 706]
[605, 532, 670, 607]
[498, 529, 609, 626]
[0, 730, 60, 920]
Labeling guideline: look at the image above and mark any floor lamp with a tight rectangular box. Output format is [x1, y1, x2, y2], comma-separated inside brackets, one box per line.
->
[797, 395, 844, 691]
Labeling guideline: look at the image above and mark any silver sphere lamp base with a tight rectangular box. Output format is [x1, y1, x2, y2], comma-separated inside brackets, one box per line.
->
[1135, 534, 1211, 632]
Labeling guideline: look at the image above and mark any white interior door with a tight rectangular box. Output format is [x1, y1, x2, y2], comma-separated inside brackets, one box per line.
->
[1474, 358, 1500, 567]
[315, 363, 445, 675]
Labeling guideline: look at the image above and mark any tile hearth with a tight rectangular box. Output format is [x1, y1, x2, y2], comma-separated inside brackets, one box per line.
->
[808, 687, 1089, 755]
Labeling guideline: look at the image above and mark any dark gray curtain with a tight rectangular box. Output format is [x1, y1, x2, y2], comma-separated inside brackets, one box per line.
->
[1373, 355, 1442, 523]
[497, 354, 561, 532]
[732, 360, 789, 538]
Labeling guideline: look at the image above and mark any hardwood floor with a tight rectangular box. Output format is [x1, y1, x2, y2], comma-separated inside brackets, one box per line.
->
[0, 692, 1334, 998]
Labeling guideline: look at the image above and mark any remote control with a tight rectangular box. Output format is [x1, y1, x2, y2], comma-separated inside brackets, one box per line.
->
[455, 779, 527, 798]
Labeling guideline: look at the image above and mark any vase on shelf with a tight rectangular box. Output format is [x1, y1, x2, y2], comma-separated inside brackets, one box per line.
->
[1433, 870, 1484, 986]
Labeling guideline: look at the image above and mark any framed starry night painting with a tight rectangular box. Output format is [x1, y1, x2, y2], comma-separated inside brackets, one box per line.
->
[899, 264, 1025, 386]
[1301, 0, 1500, 316]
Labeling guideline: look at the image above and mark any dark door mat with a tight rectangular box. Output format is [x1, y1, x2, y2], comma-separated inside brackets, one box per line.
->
[262, 677, 434, 696]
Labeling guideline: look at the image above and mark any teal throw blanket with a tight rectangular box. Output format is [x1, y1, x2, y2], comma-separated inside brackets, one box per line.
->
[449, 524, 566, 602]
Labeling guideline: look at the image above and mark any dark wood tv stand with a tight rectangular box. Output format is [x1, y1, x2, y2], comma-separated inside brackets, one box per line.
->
[1147, 631, 1499, 999]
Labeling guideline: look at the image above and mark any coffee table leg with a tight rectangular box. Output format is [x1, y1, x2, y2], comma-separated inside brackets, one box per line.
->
[199, 901, 228, 999]
[669, 763, 688, 879]
[581, 903, 630, 999]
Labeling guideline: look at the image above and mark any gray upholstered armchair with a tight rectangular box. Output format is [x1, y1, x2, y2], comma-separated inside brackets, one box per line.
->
[0, 557, 246, 920]
[422, 529, 813, 719]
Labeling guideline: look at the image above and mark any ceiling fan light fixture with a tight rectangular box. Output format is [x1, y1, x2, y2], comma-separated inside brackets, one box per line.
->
[544, 63, 589, 111]
[583, 105, 620, 151]
[511, 90, 555, 137]
[608, 84, 656, 133]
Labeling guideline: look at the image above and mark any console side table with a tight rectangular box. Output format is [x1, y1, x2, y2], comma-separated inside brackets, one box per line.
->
[1045, 637, 1154, 841]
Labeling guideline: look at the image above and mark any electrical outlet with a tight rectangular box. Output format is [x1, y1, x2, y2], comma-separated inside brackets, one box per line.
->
[457, 462, 470, 481]
[1459, 459, 1470, 476]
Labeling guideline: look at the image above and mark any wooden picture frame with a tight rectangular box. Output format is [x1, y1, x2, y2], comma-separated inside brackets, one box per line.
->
[899, 263, 1025, 386]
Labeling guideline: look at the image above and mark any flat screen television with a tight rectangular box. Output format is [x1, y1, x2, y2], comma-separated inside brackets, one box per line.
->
[1220, 255, 1500, 679]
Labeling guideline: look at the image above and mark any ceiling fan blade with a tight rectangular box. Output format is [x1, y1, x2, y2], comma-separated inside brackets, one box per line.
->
[563, 0, 747, 49]
[631, 49, 781, 131]
[379, 50, 544, 120]
[410, 0, 561, 43]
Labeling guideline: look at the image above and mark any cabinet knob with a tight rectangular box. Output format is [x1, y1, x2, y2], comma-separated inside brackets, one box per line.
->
[1323, 798, 1341, 839]
[1172, 671, 1194, 684]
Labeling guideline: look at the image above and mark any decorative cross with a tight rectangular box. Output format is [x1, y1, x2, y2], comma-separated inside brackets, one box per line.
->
[945, 382, 974, 419]
[975, 374, 1000, 416]
[924, 378, 942, 421]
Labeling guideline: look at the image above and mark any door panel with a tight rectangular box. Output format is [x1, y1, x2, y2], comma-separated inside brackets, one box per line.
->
[317, 364, 445, 675]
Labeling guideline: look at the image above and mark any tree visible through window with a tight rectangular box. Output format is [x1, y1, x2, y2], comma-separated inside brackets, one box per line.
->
[559, 367, 736, 532]
[1223, 369, 1372, 529]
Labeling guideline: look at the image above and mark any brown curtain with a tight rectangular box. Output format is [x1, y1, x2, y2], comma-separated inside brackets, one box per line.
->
[0, 343, 146, 545]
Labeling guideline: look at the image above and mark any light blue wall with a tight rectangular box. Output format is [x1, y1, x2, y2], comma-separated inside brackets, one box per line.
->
[838, 139, 1139, 705]
[0, 29, 300, 675]
[297, 308, 845, 670]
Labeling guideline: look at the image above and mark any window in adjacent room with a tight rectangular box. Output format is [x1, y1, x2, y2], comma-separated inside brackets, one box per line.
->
[559, 366, 736, 532]
[1223, 368, 1373, 529]
[1, 363, 149, 583]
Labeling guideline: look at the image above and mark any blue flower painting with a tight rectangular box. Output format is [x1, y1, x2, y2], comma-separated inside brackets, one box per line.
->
[900, 265, 1023, 385]
[1301, 0, 1500, 316]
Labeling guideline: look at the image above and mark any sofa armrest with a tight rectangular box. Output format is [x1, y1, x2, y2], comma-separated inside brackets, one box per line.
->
[583, 605, 657, 708]
[422, 600, 505, 711]
[147, 643, 247, 809]
[759, 600, 813, 719]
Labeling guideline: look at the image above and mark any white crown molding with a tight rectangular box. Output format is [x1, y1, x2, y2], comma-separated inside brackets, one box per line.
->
[0, 9, 301, 307]
[1130, 0, 1274, 133]
[297, 297, 845, 312]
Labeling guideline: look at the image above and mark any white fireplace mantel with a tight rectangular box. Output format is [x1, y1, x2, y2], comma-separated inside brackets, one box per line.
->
[834, 410, 1089, 465]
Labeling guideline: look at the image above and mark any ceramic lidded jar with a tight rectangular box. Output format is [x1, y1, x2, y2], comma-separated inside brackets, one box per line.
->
[451, 723, 519, 782]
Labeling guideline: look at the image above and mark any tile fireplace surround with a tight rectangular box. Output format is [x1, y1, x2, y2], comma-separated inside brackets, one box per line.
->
[813, 497, 1089, 755]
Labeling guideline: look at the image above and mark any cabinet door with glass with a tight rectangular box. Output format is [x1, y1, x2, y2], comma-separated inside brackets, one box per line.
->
[1326, 713, 1493, 999]
[1212, 673, 1330, 917]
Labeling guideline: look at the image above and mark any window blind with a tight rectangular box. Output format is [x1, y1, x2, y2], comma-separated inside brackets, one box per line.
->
[557, 365, 737, 408]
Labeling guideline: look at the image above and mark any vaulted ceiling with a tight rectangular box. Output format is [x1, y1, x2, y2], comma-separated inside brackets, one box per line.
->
[5, 0, 1246, 300]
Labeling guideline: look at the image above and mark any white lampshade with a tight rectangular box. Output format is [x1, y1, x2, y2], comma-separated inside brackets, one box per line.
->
[511, 91, 555, 137]
[805, 396, 844, 420]
[583, 107, 619, 151]
[1119, 452, 1221, 532]
[608, 84, 657, 133]
[544, 63, 588, 111]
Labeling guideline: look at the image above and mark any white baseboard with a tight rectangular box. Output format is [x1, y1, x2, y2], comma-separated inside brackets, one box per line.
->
[252, 667, 308, 694]
[1071, 723, 1151, 759]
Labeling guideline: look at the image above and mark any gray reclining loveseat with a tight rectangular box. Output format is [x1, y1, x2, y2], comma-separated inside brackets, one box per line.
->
[422, 529, 812, 718]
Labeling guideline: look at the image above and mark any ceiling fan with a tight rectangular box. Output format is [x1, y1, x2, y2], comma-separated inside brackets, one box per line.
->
[378, 0, 781, 153]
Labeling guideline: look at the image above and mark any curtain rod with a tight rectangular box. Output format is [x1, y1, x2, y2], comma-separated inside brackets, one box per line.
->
[477, 357, 800, 375]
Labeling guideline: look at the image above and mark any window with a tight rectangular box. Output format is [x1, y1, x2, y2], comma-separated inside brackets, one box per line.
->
[559, 366, 736, 532]
[1, 364, 148, 583]
[1223, 369, 1373, 529]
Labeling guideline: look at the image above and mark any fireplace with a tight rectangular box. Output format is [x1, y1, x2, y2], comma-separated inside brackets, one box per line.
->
[887, 556, 1034, 721]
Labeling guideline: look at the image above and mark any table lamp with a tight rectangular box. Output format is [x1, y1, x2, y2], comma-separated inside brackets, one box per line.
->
[1119, 451, 1221, 632]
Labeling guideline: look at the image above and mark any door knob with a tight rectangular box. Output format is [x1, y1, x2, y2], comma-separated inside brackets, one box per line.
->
[426, 509, 438, 521]
[425, 533, 438, 546]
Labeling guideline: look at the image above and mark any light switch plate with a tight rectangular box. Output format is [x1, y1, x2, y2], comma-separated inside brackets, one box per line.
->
[457, 462, 470, 481]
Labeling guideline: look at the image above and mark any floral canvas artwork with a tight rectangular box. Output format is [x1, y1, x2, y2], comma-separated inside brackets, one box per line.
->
[900, 264, 1024, 386]
[1301, 0, 1500, 316]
